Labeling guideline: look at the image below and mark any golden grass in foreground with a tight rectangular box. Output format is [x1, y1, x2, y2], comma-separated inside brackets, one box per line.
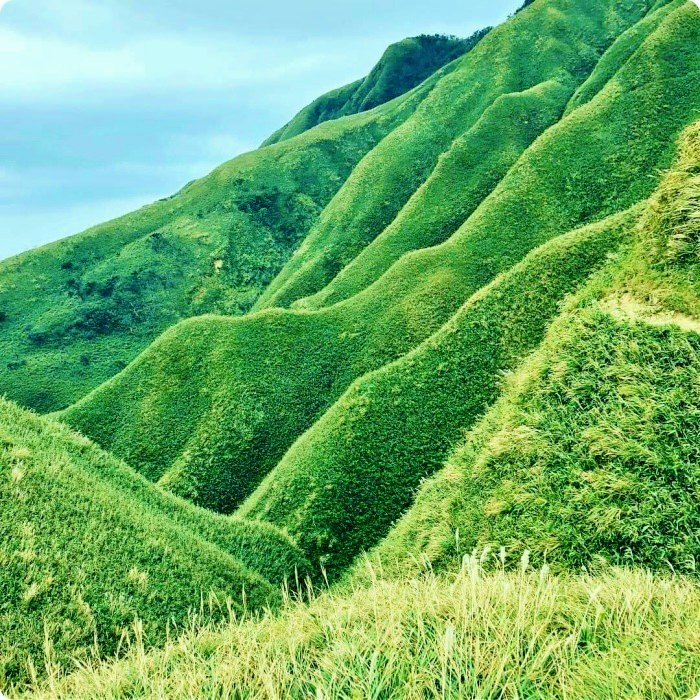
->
[23, 561, 700, 699]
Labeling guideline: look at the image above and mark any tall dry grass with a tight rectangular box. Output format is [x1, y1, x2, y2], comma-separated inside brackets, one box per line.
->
[22, 557, 700, 699]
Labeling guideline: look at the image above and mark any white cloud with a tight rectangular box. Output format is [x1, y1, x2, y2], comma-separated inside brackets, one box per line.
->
[0, 23, 373, 105]
[0, 0, 11, 11]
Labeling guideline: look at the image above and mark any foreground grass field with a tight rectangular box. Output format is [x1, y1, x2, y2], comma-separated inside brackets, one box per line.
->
[21, 565, 700, 700]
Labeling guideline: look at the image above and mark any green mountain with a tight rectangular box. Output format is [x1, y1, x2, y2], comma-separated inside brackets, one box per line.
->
[262, 31, 491, 146]
[1, 0, 699, 695]
[373, 128, 700, 576]
[60, 0, 699, 531]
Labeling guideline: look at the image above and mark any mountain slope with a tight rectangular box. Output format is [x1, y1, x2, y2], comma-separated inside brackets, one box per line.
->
[262, 31, 490, 146]
[0, 398, 308, 688]
[294, 0, 687, 311]
[13, 111, 700, 700]
[370, 116, 700, 579]
[238, 212, 630, 573]
[0, 68, 431, 414]
[1, 3, 699, 697]
[61, 0, 700, 527]
[253, 0, 685, 311]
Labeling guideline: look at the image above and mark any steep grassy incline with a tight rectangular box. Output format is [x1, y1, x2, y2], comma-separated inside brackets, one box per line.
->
[371, 118, 700, 579]
[297, 0, 687, 311]
[61, 0, 700, 522]
[263, 32, 489, 146]
[0, 398, 308, 689]
[371, 302, 700, 578]
[253, 0, 670, 311]
[0, 76, 428, 414]
[239, 213, 630, 574]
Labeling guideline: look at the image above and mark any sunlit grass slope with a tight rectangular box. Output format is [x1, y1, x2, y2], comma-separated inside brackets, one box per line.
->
[62, 0, 700, 523]
[372, 301, 700, 578]
[0, 398, 308, 689]
[263, 32, 489, 146]
[238, 213, 629, 574]
[22, 566, 700, 700]
[298, 0, 688, 311]
[0, 74, 428, 414]
[253, 0, 675, 311]
[371, 117, 700, 579]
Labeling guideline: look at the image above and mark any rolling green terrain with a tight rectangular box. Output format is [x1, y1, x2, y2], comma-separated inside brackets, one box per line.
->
[0, 398, 309, 688]
[0, 0, 699, 696]
[61, 0, 700, 526]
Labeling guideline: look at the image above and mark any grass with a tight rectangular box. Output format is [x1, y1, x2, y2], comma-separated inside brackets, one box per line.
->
[0, 398, 308, 690]
[263, 32, 489, 146]
[19, 564, 700, 699]
[253, 0, 672, 311]
[0, 3, 699, 697]
[372, 299, 700, 578]
[371, 118, 700, 579]
[59, 0, 700, 524]
[642, 118, 700, 266]
[239, 211, 630, 575]
[297, 77, 574, 310]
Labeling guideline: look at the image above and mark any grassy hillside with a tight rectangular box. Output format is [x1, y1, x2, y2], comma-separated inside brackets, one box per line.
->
[10, 120, 700, 700]
[0, 68, 431, 414]
[254, 0, 681, 311]
[0, 398, 308, 689]
[62, 0, 700, 525]
[22, 566, 700, 699]
[372, 299, 700, 577]
[298, 0, 687, 311]
[1, 3, 699, 698]
[371, 117, 700, 579]
[263, 32, 490, 146]
[239, 214, 629, 574]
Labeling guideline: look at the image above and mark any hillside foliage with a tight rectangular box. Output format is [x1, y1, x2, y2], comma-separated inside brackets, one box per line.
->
[0, 0, 699, 696]
[0, 399, 308, 689]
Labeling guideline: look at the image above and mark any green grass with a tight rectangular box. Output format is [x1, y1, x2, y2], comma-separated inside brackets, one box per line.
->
[642, 118, 700, 267]
[0, 398, 308, 690]
[263, 32, 489, 146]
[239, 212, 630, 575]
[371, 299, 700, 578]
[297, 77, 574, 310]
[563, 0, 683, 116]
[20, 565, 700, 700]
[0, 69, 427, 414]
[1, 3, 699, 697]
[370, 119, 700, 579]
[61, 0, 700, 528]
[253, 0, 669, 311]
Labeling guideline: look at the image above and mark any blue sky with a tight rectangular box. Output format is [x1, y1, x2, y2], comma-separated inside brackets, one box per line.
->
[0, 0, 521, 261]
